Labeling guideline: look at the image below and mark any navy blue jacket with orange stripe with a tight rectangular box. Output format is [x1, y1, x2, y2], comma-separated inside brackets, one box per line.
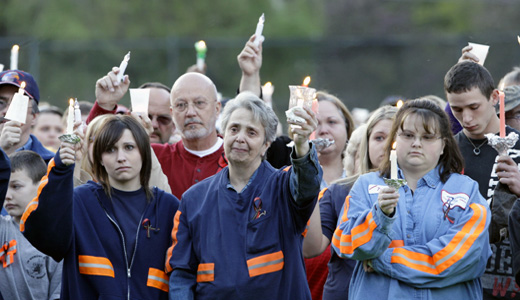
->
[167, 146, 322, 299]
[20, 151, 179, 299]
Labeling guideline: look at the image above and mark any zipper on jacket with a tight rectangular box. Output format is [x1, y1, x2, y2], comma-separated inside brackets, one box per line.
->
[104, 212, 133, 300]
[104, 202, 152, 300]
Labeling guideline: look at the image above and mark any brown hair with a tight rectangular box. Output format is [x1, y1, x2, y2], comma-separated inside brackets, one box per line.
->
[378, 98, 463, 183]
[92, 115, 152, 199]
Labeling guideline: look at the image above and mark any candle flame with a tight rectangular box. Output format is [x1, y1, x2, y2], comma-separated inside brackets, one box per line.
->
[12, 45, 19, 52]
[498, 81, 505, 92]
[517, 35, 520, 46]
[20, 81, 26, 89]
[392, 141, 397, 150]
[197, 40, 206, 49]
[69, 98, 74, 106]
[396, 100, 404, 109]
[264, 82, 272, 87]
[302, 76, 311, 87]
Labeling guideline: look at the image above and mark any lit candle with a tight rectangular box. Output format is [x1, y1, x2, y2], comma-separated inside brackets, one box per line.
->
[499, 90, 506, 137]
[116, 52, 131, 82]
[195, 40, 207, 71]
[396, 99, 404, 109]
[262, 82, 274, 108]
[10, 45, 19, 70]
[74, 99, 81, 124]
[66, 98, 74, 134]
[302, 76, 311, 87]
[5, 81, 29, 124]
[253, 13, 265, 47]
[390, 142, 398, 179]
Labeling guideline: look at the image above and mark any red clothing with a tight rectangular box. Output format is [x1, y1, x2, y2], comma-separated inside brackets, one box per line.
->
[152, 142, 226, 199]
[305, 245, 331, 300]
[87, 102, 227, 199]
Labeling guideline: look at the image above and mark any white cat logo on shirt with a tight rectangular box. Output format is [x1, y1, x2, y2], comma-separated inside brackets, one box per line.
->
[441, 190, 469, 210]
[368, 184, 387, 194]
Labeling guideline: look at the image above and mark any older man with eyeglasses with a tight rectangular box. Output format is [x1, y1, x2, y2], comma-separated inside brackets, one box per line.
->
[88, 69, 225, 199]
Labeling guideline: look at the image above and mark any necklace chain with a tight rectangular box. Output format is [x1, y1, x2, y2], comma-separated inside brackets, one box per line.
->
[464, 133, 487, 156]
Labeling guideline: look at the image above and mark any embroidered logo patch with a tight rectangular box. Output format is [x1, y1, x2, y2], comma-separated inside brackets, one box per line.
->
[441, 190, 469, 210]
[368, 185, 386, 194]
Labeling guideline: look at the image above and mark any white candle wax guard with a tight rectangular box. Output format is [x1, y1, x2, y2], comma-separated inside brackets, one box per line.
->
[468, 42, 489, 66]
[5, 93, 29, 124]
[130, 89, 150, 115]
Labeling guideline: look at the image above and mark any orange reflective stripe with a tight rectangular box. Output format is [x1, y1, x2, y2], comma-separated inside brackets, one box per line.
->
[302, 188, 328, 237]
[282, 166, 291, 172]
[165, 210, 182, 273]
[318, 188, 328, 201]
[341, 195, 351, 223]
[247, 251, 284, 277]
[20, 159, 55, 232]
[0, 240, 17, 268]
[197, 263, 215, 282]
[147, 268, 169, 292]
[391, 203, 486, 275]
[302, 220, 310, 237]
[388, 240, 404, 248]
[78, 255, 115, 277]
[332, 211, 376, 255]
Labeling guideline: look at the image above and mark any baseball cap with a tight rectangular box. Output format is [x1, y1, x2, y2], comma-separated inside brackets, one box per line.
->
[0, 70, 40, 103]
[496, 85, 520, 114]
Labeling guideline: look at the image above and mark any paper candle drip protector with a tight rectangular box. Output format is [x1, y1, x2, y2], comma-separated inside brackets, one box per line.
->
[5, 82, 29, 124]
[485, 132, 519, 156]
[130, 89, 150, 116]
[311, 138, 335, 152]
[286, 85, 316, 128]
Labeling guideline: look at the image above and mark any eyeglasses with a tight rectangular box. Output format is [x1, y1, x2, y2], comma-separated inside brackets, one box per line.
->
[149, 114, 172, 126]
[397, 131, 442, 144]
[506, 112, 520, 121]
[172, 100, 209, 112]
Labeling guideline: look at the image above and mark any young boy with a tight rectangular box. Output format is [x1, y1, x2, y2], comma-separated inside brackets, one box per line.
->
[445, 61, 520, 299]
[0, 150, 62, 300]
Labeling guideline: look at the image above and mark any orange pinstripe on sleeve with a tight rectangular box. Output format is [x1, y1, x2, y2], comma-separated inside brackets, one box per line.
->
[165, 210, 182, 273]
[19, 159, 56, 232]
[390, 203, 487, 275]
[332, 195, 378, 255]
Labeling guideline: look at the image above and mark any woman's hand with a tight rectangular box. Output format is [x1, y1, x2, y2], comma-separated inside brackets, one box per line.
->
[288, 106, 317, 158]
[60, 141, 78, 166]
[378, 186, 399, 216]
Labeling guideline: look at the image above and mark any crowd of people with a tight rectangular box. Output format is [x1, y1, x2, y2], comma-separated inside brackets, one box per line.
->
[1, 34, 520, 300]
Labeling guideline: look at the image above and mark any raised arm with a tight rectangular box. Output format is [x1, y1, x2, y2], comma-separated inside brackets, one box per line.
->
[20, 141, 78, 261]
[238, 35, 263, 97]
[86, 67, 130, 124]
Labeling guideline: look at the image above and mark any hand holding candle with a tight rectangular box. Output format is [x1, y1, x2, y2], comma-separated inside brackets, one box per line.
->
[10, 45, 19, 70]
[253, 13, 265, 46]
[195, 41, 207, 71]
[116, 52, 131, 82]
